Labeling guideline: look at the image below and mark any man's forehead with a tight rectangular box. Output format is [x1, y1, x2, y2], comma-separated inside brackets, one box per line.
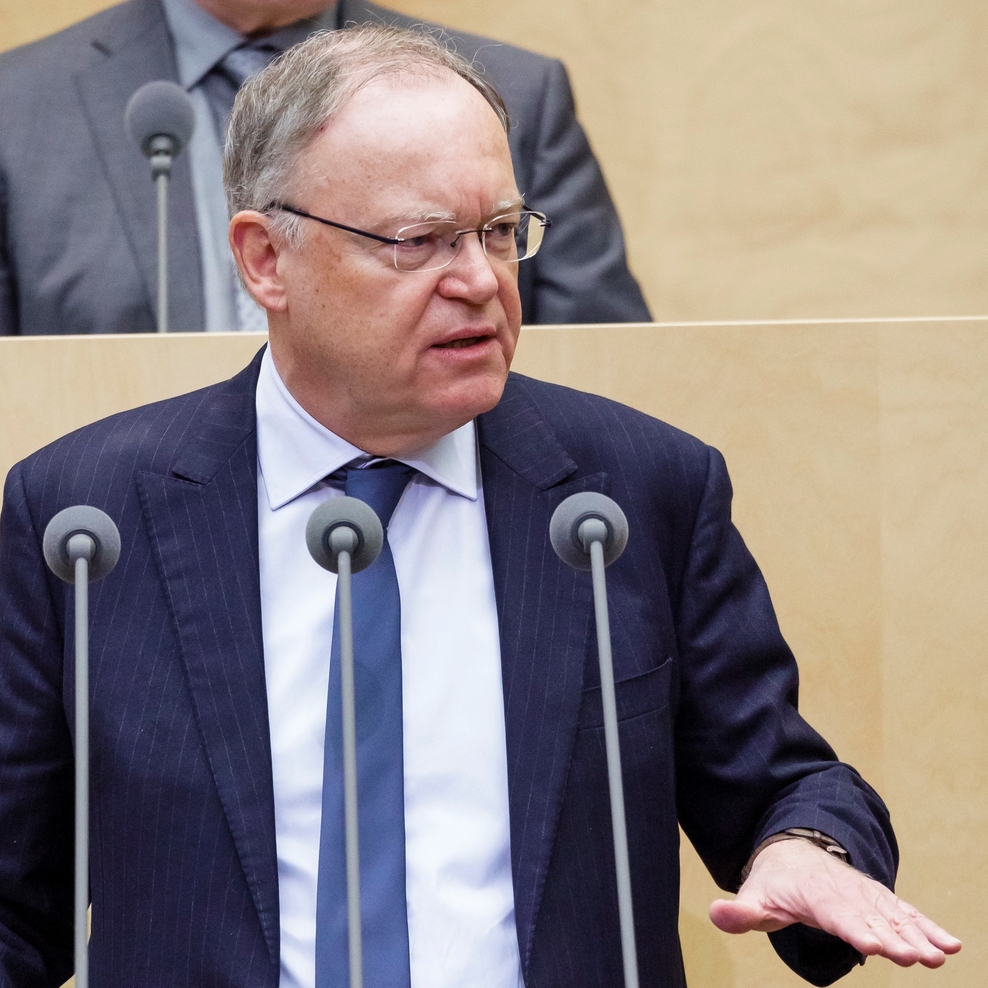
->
[314, 70, 505, 151]
[295, 70, 518, 218]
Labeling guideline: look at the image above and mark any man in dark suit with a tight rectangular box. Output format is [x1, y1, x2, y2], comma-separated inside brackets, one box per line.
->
[0, 23, 958, 988]
[0, 0, 650, 336]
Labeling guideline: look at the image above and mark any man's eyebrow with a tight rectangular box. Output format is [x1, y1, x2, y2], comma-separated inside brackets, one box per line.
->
[493, 196, 525, 214]
[382, 208, 458, 227]
[380, 197, 526, 229]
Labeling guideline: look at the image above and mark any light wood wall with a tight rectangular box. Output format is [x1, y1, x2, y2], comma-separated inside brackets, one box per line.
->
[1, 323, 983, 988]
[3, 0, 987, 322]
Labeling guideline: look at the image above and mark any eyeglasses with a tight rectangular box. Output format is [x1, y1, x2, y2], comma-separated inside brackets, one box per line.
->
[268, 203, 551, 273]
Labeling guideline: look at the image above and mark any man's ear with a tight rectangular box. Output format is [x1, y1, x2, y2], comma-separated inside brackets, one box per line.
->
[229, 210, 289, 312]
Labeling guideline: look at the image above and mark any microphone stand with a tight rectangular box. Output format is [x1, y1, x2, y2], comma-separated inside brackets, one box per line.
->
[306, 497, 384, 988]
[331, 524, 365, 988]
[70, 533, 95, 988]
[583, 518, 639, 988]
[42, 506, 121, 988]
[148, 137, 175, 335]
[550, 493, 639, 988]
[125, 81, 195, 333]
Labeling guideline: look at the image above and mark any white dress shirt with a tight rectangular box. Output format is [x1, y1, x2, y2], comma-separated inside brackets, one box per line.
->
[255, 348, 523, 988]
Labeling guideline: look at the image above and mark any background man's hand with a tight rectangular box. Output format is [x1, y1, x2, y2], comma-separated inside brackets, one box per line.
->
[709, 838, 962, 967]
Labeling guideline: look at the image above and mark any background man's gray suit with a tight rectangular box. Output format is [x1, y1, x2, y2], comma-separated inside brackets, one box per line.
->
[0, 0, 651, 335]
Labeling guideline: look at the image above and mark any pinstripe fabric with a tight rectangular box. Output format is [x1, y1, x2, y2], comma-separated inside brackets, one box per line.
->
[0, 353, 896, 987]
[0, 353, 277, 987]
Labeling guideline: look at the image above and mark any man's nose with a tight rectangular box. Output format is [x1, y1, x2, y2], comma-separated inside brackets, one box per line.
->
[438, 232, 501, 302]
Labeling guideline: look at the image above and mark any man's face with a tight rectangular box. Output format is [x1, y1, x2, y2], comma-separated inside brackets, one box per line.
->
[266, 73, 523, 455]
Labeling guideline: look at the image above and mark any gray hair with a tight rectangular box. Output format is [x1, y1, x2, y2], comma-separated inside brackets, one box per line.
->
[224, 24, 510, 246]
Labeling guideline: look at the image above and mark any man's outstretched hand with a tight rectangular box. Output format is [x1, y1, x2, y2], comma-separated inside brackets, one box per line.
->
[709, 838, 962, 968]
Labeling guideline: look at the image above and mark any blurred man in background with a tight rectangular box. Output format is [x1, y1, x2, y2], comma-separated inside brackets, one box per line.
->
[0, 0, 651, 335]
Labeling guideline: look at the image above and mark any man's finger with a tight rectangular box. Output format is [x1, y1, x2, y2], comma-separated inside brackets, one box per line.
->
[882, 898, 962, 952]
[874, 896, 962, 964]
[793, 893, 951, 968]
[910, 913, 963, 955]
[708, 897, 787, 934]
[889, 919, 948, 968]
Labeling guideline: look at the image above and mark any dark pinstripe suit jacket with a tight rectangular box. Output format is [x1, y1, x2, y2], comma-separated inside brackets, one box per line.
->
[0, 351, 895, 987]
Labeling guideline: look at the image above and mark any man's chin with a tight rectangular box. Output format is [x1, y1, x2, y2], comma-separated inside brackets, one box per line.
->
[396, 372, 508, 447]
[439, 370, 509, 420]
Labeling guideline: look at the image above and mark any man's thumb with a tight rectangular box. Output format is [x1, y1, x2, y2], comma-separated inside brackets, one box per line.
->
[709, 896, 771, 934]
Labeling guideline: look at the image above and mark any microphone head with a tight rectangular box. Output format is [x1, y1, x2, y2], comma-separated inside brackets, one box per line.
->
[306, 496, 384, 574]
[549, 492, 629, 571]
[43, 505, 121, 583]
[125, 80, 196, 158]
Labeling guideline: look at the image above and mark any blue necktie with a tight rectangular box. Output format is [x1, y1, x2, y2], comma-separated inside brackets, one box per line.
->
[316, 461, 416, 988]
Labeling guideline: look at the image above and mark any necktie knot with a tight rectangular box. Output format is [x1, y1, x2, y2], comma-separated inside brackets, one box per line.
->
[343, 461, 415, 530]
[219, 41, 279, 89]
[203, 40, 281, 145]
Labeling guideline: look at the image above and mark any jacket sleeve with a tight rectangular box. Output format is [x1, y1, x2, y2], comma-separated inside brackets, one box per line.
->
[515, 58, 652, 325]
[0, 462, 74, 986]
[673, 445, 897, 986]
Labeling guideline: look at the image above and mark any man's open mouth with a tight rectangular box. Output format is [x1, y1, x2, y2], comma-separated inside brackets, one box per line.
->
[435, 336, 487, 349]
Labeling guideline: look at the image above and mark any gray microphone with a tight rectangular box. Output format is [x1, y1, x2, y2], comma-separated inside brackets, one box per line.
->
[550, 492, 639, 988]
[43, 506, 121, 988]
[125, 81, 196, 335]
[306, 497, 384, 988]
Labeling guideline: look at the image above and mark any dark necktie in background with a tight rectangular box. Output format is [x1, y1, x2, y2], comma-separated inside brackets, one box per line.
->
[202, 41, 280, 137]
[317, 460, 416, 988]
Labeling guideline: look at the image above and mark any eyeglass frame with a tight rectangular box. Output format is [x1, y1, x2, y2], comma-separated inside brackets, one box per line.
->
[265, 202, 551, 272]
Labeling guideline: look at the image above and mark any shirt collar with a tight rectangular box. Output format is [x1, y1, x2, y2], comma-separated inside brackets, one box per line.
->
[255, 347, 480, 510]
[160, 0, 339, 90]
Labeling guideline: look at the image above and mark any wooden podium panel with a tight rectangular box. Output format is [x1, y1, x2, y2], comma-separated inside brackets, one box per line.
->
[2, 322, 981, 988]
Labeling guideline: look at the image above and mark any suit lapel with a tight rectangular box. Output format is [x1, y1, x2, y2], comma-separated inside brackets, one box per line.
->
[74, 0, 203, 332]
[478, 375, 609, 974]
[137, 353, 278, 963]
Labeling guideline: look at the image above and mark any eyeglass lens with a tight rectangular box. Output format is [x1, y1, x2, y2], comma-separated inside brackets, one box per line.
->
[392, 212, 545, 272]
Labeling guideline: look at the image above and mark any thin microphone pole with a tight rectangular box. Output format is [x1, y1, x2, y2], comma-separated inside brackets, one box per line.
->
[124, 81, 196, 335]
[586, 524, 639, 988]
[550, 492, 638, 988]
[149, 137, 174, 335]
[306, 497, 384, 988]
[334, 531, 364, 988]
[71, 535, 94, 988]
[155, 166, 169, 335]
[42, 506, 121, 988]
